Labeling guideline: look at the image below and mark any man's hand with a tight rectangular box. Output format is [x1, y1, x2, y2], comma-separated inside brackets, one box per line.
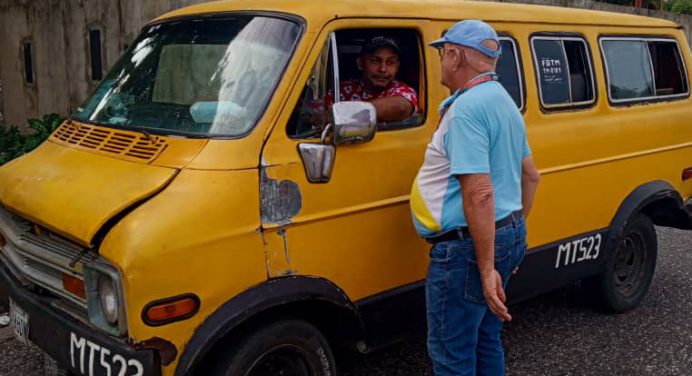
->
[482, 269, 512, 322]
[459, 174, 510, 321]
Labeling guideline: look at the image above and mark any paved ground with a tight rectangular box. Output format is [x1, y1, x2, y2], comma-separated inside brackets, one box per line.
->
[0, 226, 690, 376]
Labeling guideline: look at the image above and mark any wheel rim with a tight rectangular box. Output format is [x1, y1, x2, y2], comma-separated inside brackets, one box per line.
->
[245, 344, 314, 376]
[612, 231, 647, 297]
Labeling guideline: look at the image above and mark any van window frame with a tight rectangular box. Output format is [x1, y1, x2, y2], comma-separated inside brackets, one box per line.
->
[598, 36, 690, 106]
[530, 34, 597, 112]
[497, 35, 526, 113]
[287, 27, 427, 139]
[336, 28, 427, 132]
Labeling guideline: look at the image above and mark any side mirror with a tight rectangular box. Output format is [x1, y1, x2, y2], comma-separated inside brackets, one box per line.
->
[331, 101, 377, 145]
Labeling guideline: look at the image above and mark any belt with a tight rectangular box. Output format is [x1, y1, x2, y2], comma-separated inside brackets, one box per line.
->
[424, 210, 523, 244]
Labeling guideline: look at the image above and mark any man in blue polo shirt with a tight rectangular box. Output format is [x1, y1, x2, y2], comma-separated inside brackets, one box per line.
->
[410, 20, 541, 376]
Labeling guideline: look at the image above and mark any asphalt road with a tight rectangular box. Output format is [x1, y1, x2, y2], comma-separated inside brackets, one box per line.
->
[1, 226, 690, 376]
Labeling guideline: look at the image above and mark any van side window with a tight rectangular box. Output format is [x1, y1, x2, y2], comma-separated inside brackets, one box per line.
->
[649, 41, 688, 96]
[531, 36, 595, 109]
[287, 28, 425, 138]
[600, 37, 689, 103]
[496, 37, 524, 111]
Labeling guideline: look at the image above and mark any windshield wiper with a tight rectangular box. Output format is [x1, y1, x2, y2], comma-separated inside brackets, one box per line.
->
[139, 129, 154, 141]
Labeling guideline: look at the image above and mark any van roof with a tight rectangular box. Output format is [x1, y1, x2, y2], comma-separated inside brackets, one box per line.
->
[154, 0, 679, 29]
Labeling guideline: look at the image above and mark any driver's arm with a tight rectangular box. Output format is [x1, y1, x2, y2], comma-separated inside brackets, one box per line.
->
[369, 96, 414, 122]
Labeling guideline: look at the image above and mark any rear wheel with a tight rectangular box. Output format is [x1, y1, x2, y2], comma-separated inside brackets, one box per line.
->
[210, 319, 335, 376]
[585, 213, 657, 313]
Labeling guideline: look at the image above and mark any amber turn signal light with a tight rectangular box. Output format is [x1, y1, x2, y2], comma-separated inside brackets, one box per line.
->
[143, 295, 200, 326]
[62, 273, 86, 299]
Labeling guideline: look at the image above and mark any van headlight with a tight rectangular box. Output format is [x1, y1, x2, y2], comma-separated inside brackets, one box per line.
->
[84, 261, 127, 336]
[98, 274, 119, 324]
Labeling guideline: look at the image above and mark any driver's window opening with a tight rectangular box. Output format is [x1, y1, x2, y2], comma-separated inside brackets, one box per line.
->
[288, 28, 425, 139]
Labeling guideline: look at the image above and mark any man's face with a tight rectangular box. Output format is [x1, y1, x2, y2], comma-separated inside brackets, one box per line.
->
[357, 46, 400, 91]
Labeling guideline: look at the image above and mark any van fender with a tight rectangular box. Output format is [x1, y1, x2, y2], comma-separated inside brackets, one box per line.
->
[604, 180, 689, 264]
[173, 276, 364, 376]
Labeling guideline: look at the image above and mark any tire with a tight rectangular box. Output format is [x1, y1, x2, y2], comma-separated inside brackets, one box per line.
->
[209, 319, 335, 376]
[584, 213, 657, 313]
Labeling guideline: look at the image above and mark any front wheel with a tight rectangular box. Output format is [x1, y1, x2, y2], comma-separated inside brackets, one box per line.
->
[584, 213, 658, 313]
[210, 319, 335, 376]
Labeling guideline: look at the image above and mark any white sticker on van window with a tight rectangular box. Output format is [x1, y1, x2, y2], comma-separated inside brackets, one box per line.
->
[554, 234, 602, 269]
[540, 58, 564, 84]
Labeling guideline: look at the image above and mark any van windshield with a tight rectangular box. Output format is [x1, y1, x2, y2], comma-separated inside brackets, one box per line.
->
[72, 16, 300, 137]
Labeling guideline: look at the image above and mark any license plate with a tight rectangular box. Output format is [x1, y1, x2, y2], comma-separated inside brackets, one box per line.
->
[9, 298, 29, 345]
[69, 332, 145, 376]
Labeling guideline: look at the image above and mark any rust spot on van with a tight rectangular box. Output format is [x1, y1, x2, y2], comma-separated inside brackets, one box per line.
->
[260, 170, 302, 225]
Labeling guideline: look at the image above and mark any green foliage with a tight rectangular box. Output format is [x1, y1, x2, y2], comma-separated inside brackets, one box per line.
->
[672, 0, 692, 13]
[0, 125, 25, 165]
[0, 113, 64, 165]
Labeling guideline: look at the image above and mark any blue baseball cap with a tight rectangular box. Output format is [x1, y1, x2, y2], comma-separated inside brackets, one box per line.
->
[430, 20, 501, 58]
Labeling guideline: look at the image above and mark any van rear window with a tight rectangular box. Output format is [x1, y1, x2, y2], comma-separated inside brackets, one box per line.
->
[531, 36, 596, 109]
[600, 38, 689, 103]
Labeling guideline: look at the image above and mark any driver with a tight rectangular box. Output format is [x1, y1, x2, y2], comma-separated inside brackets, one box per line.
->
[329, 36, 418, 122]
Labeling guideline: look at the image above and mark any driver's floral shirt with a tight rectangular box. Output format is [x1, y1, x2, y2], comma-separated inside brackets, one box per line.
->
[326, 79, 418, 110]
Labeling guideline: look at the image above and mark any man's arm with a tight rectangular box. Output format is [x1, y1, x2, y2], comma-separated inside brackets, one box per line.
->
[459, 173, 512, 322]
[370, 96, 414, 122]
[521, 156, 540, 218]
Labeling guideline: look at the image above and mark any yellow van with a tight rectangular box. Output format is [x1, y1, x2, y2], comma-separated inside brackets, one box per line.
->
[1, 0, 691, 375]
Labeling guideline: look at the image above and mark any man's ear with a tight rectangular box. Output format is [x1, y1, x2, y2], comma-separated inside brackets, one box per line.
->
[454, 48, 466, 71]
[356, 56, 364, 71]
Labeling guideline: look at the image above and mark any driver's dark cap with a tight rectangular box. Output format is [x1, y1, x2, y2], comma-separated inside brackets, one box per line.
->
[361, 36, 400, 55]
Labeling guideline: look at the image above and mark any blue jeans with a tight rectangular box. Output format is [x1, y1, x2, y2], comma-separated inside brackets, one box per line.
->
[426, 217, 527, 376]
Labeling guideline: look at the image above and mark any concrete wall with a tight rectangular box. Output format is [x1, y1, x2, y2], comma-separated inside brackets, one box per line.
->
[0, 0, 691, 130]
[0, 79, 4, 124]
[0, 0, 201, 130]
[492, 0, 692, 48]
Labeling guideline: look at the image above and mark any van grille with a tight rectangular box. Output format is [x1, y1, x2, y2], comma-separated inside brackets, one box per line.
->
[0, 206, 91, 307]
[52, 121, 168, 163]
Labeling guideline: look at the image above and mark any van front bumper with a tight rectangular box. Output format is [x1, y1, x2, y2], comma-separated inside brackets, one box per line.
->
[0, 262, 160, 376]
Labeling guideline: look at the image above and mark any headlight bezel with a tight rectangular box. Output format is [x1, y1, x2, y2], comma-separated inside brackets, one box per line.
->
[84, 260, 128, 336]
